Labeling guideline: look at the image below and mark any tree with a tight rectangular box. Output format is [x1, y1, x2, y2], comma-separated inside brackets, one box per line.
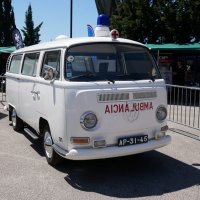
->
[110, 0, 200, 44]
[0, 0, 16, 46]
[110, 0, 155, 43]
[0, 0, 3, 44]
[21, 4, 43, 46]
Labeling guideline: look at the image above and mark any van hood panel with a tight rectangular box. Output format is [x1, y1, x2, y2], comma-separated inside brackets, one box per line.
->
[65, 82, 167, 143]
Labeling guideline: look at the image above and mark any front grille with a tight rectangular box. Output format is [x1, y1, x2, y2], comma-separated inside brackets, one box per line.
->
[98, 93, 129, 102]
[98, 91, 157, 102]
[133, 91, 157, 100]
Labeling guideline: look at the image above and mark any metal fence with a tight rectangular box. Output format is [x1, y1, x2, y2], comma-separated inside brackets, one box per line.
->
[166, 84, 200, 130]
[0, 75, 6, 102]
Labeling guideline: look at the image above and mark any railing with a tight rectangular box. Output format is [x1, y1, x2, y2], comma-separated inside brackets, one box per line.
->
[0, 75, 6, 102]
[166, 84, 200, 130]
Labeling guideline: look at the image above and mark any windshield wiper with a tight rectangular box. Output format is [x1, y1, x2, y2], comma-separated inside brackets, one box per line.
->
[116, 74, 136, 80]
[150, 75, 155, 82]
[104, 77, 115, 84]
[69, 73, 115, 84]
[69, 72, 96, 80]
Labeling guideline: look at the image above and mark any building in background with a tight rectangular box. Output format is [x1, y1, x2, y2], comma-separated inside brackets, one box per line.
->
[146, 44, 200, 87]
[0, 47, 15, 75]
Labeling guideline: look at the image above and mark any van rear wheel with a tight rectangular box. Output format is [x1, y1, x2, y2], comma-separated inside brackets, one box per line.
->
[43, 126, 63, 166]
[12, 108, 24, 131]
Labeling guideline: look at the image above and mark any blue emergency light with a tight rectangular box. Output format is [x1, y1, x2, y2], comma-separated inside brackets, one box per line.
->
[97, 14, 109, 27]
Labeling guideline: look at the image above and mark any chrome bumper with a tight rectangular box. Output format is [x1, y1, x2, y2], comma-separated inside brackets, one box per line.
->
[53, 135, 171, 160]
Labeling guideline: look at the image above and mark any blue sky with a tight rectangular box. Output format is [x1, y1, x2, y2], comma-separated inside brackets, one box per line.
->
[12, 0, 98, 42]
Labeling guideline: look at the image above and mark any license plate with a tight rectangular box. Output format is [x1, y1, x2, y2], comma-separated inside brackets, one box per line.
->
[118, 135, 148, 147]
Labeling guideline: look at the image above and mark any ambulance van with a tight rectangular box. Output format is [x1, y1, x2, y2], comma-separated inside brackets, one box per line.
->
[6, 15, 171, 165]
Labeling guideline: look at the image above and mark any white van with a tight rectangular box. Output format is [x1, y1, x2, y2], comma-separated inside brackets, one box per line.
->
[6, 20, 171, 166]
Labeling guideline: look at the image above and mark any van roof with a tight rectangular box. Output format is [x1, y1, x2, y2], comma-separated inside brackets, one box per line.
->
[13, 37, 146, 54]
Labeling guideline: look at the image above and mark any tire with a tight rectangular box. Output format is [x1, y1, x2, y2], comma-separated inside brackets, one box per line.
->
[12, 108, 24, 131]
[43, 126, 63, 166]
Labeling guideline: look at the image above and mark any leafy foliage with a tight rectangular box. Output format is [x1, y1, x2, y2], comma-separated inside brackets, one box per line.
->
[21, 4, 43, 46]
[110, 0, 200, 44]
[0, 0, 16, 46]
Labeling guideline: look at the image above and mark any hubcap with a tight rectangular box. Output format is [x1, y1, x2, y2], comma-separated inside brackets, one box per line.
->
[44, 131, 53, 159]
[12, 110, 16, 127]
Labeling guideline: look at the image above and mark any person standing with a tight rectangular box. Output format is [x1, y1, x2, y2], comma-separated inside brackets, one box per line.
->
[173, 61, 185, 85]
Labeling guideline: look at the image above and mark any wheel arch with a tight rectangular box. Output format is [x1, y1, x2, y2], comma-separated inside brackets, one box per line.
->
[8, 104, 14, 121]
[39, 117, 49, 136]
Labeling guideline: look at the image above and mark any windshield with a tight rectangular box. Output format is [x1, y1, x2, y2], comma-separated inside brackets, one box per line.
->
[65, 43, 161, 82]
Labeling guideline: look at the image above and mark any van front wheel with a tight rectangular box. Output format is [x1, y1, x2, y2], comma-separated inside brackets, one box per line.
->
[43, 126, 62, 166]
[12, 108, 24, 131]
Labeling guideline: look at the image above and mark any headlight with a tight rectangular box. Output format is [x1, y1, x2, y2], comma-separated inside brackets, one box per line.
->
[80, 112, 98, 130]
[156, 106, 167, 122]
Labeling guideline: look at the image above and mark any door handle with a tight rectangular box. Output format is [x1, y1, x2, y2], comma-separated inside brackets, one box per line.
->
[31, 90, 36, 94]
[31, 90, 40, 95]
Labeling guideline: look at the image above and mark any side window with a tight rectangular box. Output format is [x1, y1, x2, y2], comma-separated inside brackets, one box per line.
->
[9, 54, 22, 74]
[22, 53, 40, 76]
[41, 50, 60, 79]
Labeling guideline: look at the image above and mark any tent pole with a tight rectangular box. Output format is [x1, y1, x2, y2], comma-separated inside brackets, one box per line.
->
[157, 49, 160, 65]
[70, 0, 73, 38]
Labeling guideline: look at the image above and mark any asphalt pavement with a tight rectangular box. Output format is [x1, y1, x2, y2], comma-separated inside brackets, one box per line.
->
[0, 102, 199, 200]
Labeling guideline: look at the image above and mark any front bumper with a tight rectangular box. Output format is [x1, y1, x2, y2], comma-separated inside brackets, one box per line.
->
[53, 135, 171, 160]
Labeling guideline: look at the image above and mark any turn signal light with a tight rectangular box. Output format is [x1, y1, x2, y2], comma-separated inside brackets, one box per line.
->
[70, 137, 90, 145]
[161, 125, 169, 132]
[93, 140, 106, 148]
[155, 131, 166, 140]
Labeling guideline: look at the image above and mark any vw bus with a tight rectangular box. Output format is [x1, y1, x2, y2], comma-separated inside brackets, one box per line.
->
[6, 16, 171, 165]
